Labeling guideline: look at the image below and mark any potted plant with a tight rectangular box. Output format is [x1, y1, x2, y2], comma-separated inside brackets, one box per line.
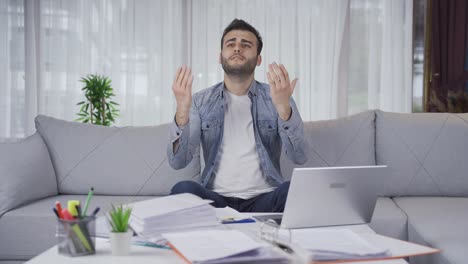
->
[76, 74, 119, 126]
[107, 204, 132, 255]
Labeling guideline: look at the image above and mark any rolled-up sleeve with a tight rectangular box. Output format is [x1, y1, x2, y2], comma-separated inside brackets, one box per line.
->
[166, 101, 201, 169]
[278, 98, 308, 164]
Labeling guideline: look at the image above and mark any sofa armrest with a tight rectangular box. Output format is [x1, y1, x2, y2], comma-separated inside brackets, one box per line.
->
[0, 132, 57, 216]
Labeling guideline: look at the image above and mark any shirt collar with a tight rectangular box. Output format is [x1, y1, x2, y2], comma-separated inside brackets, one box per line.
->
[219, 80, 258, 98]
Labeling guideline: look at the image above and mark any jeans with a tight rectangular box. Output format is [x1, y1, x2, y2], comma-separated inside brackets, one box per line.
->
[170, 180, 290, 212]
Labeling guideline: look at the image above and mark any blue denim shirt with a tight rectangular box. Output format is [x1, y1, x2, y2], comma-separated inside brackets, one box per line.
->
[167, 80, 308, 188]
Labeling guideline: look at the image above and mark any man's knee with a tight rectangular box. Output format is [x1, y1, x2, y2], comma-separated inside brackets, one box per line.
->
[273, 181, 290, 212]
[277, 181, 290, 197]
[170, 181, 201, 195]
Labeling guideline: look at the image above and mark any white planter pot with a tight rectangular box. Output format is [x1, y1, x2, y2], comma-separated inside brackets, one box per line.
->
[110, 231, 132, 256]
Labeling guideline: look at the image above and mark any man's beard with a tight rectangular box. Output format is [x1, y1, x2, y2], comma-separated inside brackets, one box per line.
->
[221, 55, 257, 78]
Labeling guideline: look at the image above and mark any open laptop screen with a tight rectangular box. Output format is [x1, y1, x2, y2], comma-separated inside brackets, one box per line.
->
[254, 165, 386, 229]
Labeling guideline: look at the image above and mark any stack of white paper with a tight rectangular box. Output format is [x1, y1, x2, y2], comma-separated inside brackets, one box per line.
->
[163, 229, 289, 264]
[289, 229, 390, 262]
[129, 193, 220, 238]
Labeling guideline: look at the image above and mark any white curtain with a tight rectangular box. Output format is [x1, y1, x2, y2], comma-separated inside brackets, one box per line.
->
[0, 0, 413, 141]
[0, 0, 26, 140]
[1, 0, 186, 141]
[349, 0, 413, 114]
[191, 0, 350, 121]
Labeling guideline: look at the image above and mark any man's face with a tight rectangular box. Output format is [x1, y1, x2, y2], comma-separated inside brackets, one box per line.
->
[220, 30, 262, 77]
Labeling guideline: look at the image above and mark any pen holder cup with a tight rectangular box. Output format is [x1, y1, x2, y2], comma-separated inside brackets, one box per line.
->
[56, 216, 96, 256]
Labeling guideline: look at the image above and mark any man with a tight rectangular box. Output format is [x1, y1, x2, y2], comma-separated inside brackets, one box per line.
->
[167, 19, 307, 212]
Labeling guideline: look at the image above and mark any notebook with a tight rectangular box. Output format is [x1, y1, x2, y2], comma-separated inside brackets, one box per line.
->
[162, 229, 289, 264]
[259, 222, 440, 263]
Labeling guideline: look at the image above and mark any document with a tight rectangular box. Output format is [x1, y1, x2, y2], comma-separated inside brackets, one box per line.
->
[359, 233, 440, 259]
[163, 229, 289, 264]
[290, 229, 389, 261]
[128, 193, 219, 238]
[214, 206, 246, 220]
[130, 193, 213, 221]
[271, 228, 439, 263]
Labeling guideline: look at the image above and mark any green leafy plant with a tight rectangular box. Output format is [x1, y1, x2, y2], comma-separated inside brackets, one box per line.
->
[107, 204, 132, 233]
[76, 74, 119, 126]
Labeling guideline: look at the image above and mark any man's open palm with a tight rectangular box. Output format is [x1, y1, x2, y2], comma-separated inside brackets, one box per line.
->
[266, 62, 297, 120]
[172, 66, 193, 126]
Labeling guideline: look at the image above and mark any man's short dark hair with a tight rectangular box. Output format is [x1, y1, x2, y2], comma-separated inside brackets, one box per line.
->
[221, 19, 263, 55]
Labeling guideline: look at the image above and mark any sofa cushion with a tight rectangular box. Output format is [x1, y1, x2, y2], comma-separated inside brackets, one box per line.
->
[0, 133, 57, 217]
[369, 197, 407, 241]
[0, 195, 156, 260]
[280, 110, 376, 180]
[394, 197, 468, 264]
[376, 110, 468, 196]
[35, 115, 201, 195]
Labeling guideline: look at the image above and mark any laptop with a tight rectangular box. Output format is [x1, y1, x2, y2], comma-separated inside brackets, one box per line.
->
[254, 165, 386, 229]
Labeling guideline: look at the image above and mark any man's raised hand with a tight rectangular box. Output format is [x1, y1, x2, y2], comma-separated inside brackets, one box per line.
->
[266, 62, 297, 121]
[172, 66, 193, 126]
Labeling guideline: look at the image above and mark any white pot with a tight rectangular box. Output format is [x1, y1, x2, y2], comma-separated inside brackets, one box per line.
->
[110, 231, 132, 256]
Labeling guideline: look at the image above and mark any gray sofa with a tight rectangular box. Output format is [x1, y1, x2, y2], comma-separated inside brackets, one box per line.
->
[1, 110, 467, 263]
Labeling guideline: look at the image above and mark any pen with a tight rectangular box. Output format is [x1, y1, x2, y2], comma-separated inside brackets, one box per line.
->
[68, 200, 80, 218]
[53, 208, 60, 219]
[221, 218, 256, 224]
[75, 204, 82, 219]
[132, 241, 172, 250]
[55, 201, 64, 219]
[91, 207, 100, 217]
[71, 225, 93, 251]
[82, 187, 94, 217]
[62, 209, 74, 220]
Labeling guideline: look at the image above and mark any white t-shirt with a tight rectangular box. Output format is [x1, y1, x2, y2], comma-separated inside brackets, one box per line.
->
[212, 89, 275, 199]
